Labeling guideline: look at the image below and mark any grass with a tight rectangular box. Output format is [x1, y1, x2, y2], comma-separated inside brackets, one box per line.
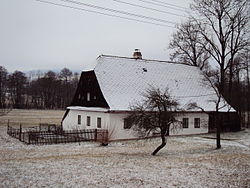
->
[0, 109, 65, 127]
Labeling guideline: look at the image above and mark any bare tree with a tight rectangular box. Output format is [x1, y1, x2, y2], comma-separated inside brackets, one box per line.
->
[8, 71, 27, 108]
[0, 66, 8, 109]
[127, 87, 181, 155]
[239, 48, 250, 127]
[59, 68, 74, 108]
[0, 66, 11, 116]
[227, 1, 250, 101]
[169, 20, 211, 70]
[191, 0, 250, 95]
[43, 71, 59, 109]
[246, 51, 250, 127]
[203, 74, 230, 148]
[59, 68, 73, 82]
[188, 72, 232, 149]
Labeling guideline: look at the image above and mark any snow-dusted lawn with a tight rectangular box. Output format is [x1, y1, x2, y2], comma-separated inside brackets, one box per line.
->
[0, 126, 249, 188]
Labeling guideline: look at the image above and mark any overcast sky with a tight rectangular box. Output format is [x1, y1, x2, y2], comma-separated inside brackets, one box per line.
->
[0, 0, 192, 72]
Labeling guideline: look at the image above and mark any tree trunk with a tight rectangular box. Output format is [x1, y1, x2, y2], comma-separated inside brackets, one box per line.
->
[216, 61, 225, 150]
[236, 68, 242, 129]
[152, 134, 166, 156]
[246, 57, 250, 128]
[216, 114, 221, 149]
[215, 94, 222, 149]
[228, 60, 233, 103]
[220, 66, 225, 94]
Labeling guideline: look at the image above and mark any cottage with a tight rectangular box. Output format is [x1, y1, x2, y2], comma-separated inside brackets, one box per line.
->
[62, 51, 235, 140]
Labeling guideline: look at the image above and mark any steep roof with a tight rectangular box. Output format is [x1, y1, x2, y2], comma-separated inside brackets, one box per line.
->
[88, 55, 233, 112]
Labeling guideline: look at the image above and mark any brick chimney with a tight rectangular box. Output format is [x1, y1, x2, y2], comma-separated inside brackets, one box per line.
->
[133, 49, 142, 59]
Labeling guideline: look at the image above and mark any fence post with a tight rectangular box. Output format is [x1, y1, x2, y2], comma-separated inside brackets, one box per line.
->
[7, 120, 9, 135]
[95, 129, 98, 141]
[28, 133, 30, 144]
[19, 124, 22, 141]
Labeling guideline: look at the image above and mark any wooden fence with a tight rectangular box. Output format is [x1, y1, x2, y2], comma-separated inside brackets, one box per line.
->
[7, 125, 108, 145]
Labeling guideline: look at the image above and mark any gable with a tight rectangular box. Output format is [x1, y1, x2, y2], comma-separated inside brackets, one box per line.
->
[70, 71, 109, 108]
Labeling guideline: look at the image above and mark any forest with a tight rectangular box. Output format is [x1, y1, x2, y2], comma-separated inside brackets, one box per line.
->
[0, 67, 79, 110]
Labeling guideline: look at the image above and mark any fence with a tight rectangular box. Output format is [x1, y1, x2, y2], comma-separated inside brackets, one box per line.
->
[7, 125, 108, 145]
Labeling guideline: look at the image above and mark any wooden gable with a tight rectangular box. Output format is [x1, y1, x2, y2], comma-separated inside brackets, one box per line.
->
[70, 71, 109, 108]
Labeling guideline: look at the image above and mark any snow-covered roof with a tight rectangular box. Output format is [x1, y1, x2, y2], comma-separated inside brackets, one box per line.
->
[90, 55, 233, 112]
[67, 106, 109, 112]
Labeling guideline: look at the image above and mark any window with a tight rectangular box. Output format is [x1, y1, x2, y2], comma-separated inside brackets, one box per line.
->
[97, 117, 101, 128]
[87, 92, 90, 101]
[78, 94, 83, 100]
[87, 116, 91, 126]
[124, 118, 132, 129]
[77, 115, 81, 125]
[194, 118, 200, 128]
[182, 118, 189, 128]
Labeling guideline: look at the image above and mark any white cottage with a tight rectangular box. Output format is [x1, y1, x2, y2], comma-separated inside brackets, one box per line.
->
[62, 52, 235, 140]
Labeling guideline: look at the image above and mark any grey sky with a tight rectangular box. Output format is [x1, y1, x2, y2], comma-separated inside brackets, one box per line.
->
[0, 0, 191, 72]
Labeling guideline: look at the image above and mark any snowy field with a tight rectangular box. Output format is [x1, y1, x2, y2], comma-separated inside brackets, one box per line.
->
[0, 124, 249, 188]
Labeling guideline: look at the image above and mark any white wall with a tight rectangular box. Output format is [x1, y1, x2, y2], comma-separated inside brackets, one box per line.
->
[108, 113, 138, 140]
[108, 112, 209, 140]
[171, 112, 209, 135]
[62, 110, 137, 140]
[62, 110, 110, 130]
[63, 110, 209, 140]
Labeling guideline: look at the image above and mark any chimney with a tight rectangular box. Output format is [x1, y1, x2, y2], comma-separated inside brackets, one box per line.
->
[133, 49, 142, 59]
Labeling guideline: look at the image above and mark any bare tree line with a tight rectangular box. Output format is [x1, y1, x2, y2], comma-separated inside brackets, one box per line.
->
[0, 67, 79, 110]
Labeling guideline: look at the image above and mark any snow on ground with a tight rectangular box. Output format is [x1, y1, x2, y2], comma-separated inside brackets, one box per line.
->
[0, 126, 249, 188]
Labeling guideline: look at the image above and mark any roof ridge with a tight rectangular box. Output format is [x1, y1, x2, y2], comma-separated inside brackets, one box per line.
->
[97, 54, 197, 67]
